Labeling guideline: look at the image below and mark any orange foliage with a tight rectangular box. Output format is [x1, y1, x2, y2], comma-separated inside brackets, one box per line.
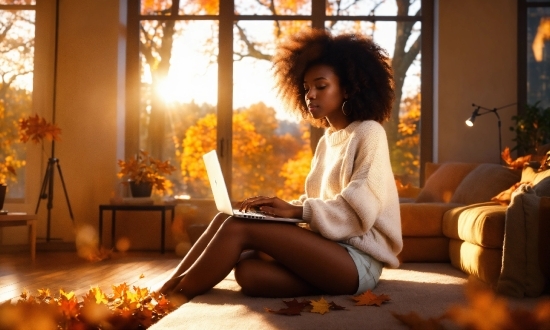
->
[1, 280, 175, 329]
[352, 290, 391, 307]
[501, 146, 532, 169]
[18, 114, 61, 144]
[181, 103, 310, 201]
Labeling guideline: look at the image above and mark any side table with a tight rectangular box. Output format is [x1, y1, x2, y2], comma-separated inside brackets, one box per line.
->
[98, 204, 175, 254]
[0, 213, 37, 260]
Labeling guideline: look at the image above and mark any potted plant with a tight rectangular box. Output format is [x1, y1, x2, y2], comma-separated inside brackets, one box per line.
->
[509, 101, 550, 156]
[117, 150, 176, 197]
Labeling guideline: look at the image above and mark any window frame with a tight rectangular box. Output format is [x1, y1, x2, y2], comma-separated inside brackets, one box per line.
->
[125, 0, 434, 192]
[0, 1, 38, 204]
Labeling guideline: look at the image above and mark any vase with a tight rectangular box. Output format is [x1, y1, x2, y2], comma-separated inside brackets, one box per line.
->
[129, 181, 153, 198]
[0, 184, 6, 210]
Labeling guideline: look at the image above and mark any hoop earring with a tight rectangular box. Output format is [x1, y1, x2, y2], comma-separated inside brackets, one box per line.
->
[341, 100, 349, 116]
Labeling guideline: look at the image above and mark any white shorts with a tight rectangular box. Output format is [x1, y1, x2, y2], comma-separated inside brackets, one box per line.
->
[338, 242, 383, 294]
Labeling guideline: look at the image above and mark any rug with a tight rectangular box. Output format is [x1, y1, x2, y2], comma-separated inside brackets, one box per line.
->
[150, 263, 482, 330]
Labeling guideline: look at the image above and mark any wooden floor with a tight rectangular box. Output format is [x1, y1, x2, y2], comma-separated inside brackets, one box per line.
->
[0, 251, 181, 303]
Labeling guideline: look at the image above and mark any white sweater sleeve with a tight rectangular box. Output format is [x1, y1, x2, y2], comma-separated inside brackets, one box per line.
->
[302, 122, 391, 241]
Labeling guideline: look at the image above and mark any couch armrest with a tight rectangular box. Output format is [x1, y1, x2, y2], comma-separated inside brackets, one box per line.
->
[539, 197, 550, 293]
[400, 202, 463, 236]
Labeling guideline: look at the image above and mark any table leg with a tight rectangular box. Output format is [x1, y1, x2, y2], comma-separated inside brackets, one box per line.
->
[28, 219, 36, 261]
[111, 210, 116, 250]
[99, 208, 103, 246]
[161, 210, 166, 254]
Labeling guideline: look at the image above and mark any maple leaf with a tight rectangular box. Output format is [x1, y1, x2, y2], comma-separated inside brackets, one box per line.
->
[265, 299, 310, 316]
[37, 288, 51, 300]
[445, 288, 510, 330]
[18, 114, 62, 144]
[501, 147, 532, 169]
[329, 301, 347, 311]
[154, 295, 174, 316]
[87, 286, 108, 305]
[112, 282, 130, 300]
[139, 274, 145, 279]
[310, 297, 331, 315]
[392, 311, 446, 330]
[20, 289, 28, 300]
[352, 290, 391, 306]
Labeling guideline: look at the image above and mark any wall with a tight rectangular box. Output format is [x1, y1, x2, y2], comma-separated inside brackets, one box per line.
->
[3, 0, 125, 247]
[436, 0, 517, 164]
[2, 0, 521, 249]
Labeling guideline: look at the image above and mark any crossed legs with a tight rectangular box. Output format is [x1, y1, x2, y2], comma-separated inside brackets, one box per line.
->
[159, 213, 359, 301]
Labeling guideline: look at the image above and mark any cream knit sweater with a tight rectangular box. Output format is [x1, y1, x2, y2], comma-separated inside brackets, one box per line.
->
[294, 120, 402, 268]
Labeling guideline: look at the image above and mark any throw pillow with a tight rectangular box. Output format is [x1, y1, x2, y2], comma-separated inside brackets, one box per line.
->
[451, 164, 521, 205]
[415, 163, 479, 203]
[497, 184, 545, 298]
[521, 166, 550, 186]
[491, 182, 527, 206]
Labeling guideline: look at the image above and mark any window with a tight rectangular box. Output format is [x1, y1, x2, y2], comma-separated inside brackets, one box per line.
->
[0, 0, 36, 200]
[128, 0, 433, 200]
[519, 0, 550, 109]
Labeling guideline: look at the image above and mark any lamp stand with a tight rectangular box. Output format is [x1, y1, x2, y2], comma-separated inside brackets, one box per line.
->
[34, 0, 74, 242]
[468, 103, 516, 164]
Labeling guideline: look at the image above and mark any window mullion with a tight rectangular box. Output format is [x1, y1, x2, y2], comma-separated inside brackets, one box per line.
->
[218, 0, 233, 198]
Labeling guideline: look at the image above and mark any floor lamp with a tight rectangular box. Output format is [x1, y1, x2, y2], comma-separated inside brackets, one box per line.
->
[465, 102, 517, 164]
[35, 0, 74, 242]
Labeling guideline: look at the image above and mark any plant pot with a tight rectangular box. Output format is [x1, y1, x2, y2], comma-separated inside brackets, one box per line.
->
[0, 184, 6, 210]
[129, 181, 153, 198]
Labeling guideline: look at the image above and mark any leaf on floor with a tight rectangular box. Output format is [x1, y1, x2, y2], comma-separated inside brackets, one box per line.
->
[265, 298, 310, 316]
[352, 290, 391, 306]
[392, 311, 446, 330]
[310, 297, 331, 315]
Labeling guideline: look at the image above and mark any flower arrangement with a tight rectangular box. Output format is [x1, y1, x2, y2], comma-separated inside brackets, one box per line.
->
[117, 150, 176, 192]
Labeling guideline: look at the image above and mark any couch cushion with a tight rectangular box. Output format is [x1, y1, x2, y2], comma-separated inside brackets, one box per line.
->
[450, 164, 521, 205]
[400, 202, 462, 236]
[398, 237, 450, 262]
[442, 202, 507, 248]
[449, 239, 502, 286]
[415, 163, 479, 203]
[497, 184, 545, 298]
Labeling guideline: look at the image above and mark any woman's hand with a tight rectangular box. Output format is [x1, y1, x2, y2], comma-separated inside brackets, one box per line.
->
[239, 196, 303, 219]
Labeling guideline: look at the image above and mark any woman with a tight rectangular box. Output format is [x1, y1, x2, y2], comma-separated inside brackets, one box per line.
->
[158, 28, 402, 302]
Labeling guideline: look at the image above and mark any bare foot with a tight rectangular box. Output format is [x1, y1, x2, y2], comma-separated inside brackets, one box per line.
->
[157, 274, 185, 295]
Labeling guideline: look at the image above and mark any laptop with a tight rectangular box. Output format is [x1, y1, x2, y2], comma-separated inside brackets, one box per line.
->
[203, 150, 303, 223]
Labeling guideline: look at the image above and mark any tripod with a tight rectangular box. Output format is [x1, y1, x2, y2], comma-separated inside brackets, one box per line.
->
[35, 156, 74, 242]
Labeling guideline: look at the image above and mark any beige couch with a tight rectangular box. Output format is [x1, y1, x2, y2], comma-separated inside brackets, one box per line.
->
[399, 162, 550, 297]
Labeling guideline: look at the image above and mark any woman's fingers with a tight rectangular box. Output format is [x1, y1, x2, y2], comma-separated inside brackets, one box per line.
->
[239, 196, 275, 212]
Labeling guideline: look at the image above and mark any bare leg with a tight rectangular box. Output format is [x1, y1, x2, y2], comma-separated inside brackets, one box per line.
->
[157, 213, 229, 294]
[170, 217, 359, 300]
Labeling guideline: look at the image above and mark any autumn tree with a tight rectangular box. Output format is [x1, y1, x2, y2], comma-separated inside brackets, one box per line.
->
[392, 92, 420, 185]
[0, 10, 34, 189]
[139, 0, 423, 192]
[181, 102, 305, 200]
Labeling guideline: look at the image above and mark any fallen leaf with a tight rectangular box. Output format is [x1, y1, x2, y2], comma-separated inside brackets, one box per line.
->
[352, 290, 391, 306]
[139, 274, 145, 279]
[310, 297, 331, 315]
[329, 301, 347, 311]
[445, 288, 510, 330]
[265, 299, 309, 316]
[392, 311, 446, 330]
